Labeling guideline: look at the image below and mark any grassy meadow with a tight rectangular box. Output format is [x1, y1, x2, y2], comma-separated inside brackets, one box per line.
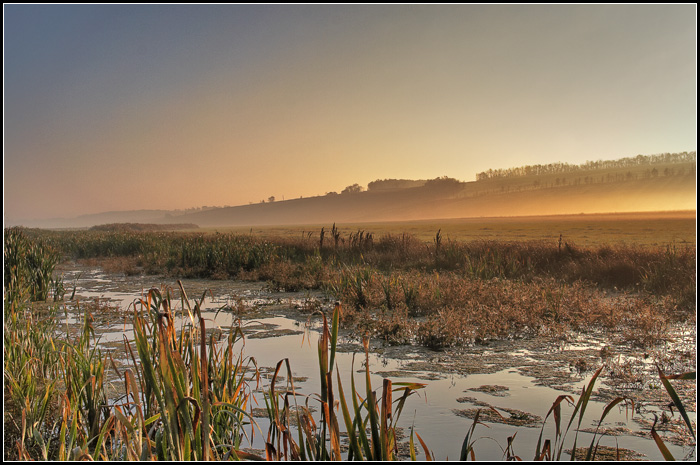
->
[4, 211, 696, 460]
[212, 210, 696, 247]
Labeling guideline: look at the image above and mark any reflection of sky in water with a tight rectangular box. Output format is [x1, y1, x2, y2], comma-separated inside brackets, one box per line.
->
[58, 267, 695, 461]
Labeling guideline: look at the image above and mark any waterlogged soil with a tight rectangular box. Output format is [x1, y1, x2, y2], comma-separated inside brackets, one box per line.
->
[453, 406, 542, 428]
[569, 445, 647, 461]
[47, 262, 697, 461]
[466, 385, 510, 396]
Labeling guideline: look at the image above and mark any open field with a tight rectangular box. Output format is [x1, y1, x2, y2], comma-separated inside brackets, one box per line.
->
[207, 210, 696, 247]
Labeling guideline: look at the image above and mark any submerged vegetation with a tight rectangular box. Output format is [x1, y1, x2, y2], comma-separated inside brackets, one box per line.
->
[3, 226, 696, 460]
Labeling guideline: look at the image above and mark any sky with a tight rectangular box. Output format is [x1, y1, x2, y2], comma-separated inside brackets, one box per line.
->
[3, 4, 697, 222]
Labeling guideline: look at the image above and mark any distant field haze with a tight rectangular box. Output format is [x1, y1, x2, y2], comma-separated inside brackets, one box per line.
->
[8, 154, 696, 230]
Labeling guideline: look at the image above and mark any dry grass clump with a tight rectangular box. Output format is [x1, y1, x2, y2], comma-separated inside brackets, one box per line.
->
[568, 445, 646, 461]
[617, 297, 673, 348]
[352, 304, 418, 346]
[329, 269, 654, 348]
[374, 233, 428, 265]
[416, 307, 474, 349]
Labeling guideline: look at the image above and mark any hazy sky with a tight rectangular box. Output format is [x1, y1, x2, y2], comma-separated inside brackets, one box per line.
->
[4, 4, 696, 222]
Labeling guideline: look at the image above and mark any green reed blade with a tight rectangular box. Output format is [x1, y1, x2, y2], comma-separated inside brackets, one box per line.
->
[585, 396, 631, 461]
[657, 366, 695, 440]
[337, 370, 364, 460]
[651, 417, 676, 461]
[200, 316, 211, 460]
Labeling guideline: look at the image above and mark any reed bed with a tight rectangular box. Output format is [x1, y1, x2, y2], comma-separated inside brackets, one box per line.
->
[12, 226, 695, 350]
[26, 227, 695, 300]
[4, 227, 64, 303]
[260, 303, 429, 461]
[4, 284, 259, 460]
[4, 226, 696, 460]
[4, 292, 695, 461]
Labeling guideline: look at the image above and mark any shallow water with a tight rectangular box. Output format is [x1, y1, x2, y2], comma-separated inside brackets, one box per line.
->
[54, 263, 696, 461]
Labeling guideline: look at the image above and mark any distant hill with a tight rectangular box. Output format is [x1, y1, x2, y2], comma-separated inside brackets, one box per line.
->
[12, 152, 696, 229]
[89, 223, 199, 232]
[10, 210, 174, 230]
[11, 208, 217, 229]
[168, 170, 695, 227]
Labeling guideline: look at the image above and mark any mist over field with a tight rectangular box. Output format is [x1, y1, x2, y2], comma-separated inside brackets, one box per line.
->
[10, 154, 696, 229]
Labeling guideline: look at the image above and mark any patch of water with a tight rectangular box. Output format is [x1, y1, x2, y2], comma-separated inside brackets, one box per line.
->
[52, 265, 696, 461]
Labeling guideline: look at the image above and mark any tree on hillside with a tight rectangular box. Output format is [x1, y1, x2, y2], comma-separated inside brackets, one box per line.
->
[474, 151, 696, 181]
[423, 176, 463, 192]
[341, 183, 364, 194]
[367, 179, 427, 191]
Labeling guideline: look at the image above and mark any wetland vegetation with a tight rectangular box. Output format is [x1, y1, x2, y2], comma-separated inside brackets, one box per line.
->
[4, 223, 696, 460]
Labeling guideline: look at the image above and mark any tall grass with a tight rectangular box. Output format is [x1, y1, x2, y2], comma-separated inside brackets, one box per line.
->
[5, 226, 695, 459]
[650, 367, 696, 460]
[21, 226, 694, 351]
[4, 302, 61, 460]
[4, 227, 63, 304]
[118, 285, 257, 460]
[3, 228, 67, 459]
[31, 227, 695, 303]
[4, 281, 695, 460]
[532, 366, 634, 461]
[261, 302, 428, 461]
[59, 305, 109, 444]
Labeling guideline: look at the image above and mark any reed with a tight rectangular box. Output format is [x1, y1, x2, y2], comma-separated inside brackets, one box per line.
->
[119, 285, 257, 460]
[5, 226, 695, 459]
[4, 280, 695, 460]
[650, 367, 696, 460]
[4, 227, 63, 304]
[4, 301, 61, 459]
[6, 283, 260, 461]
[260, 302, 428, 461]
[12, 227, 694, 352]
[32, 228, 695, 305]
[59, 305, 109, 444]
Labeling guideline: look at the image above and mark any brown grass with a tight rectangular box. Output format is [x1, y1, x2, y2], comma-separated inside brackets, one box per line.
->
[17, 225, 697, 350]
